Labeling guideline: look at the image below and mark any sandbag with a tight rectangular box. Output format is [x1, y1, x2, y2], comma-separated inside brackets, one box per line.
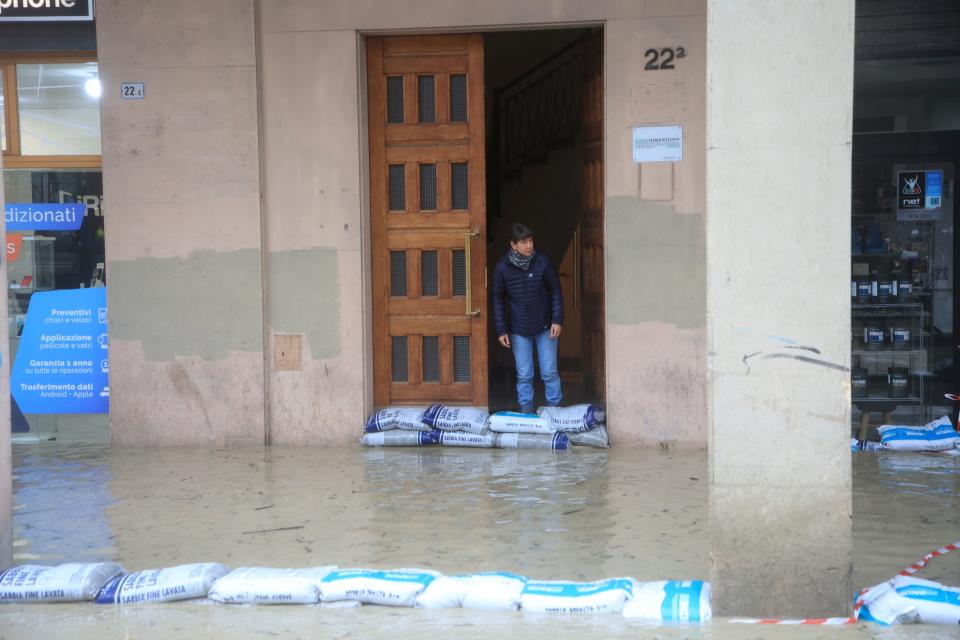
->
[879, 415, 959, 452]
[361, 430, 441, 447]
[622, 580, 711, 622]
[891, 575, 960, 625]
[496, 432, 569, 450]
[536, 404, 601, 433]
[208, 566, 336, 604]
[0, 563, 125, 602]
[414, 575, 470, 608]
[850, 438, 884, 452]
[568, 426, 609, 448]
[96, 562, 229, 604]
[520, 578, 633, 614]
[857, 581, 920, 625]
[439, 431, 497, 448]
[319, 569, 438, 606]
[461, 572, 527, 610]
[364, 408, 430, 432]
[422, 405, 490, 434]
[488, 411, 554, 434]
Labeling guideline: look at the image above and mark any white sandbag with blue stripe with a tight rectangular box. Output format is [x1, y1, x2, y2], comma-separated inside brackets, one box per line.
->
[364, 407, 430, 432]
[422, 405, 490, 434]
[488, 411, 553, 434]
[439, 431, 497, 448]
[319, 568, 439, 606]
[536, 404, 602, 433]
[520, 577, 633, 614]
[461, 572, 527, 610]
[621, 580, 712, 622]
[891, 575, 960, 625]
[879, 415, 959, 451]
[96, 562, 229, 604]
[208, 566, 336, 604]
[361, 430, 441, 447]
[414, 575, 471, 608]
[0, 563, 124, 602]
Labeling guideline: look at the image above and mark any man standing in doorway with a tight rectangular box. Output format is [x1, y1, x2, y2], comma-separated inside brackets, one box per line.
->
[493, 223, 564, 413]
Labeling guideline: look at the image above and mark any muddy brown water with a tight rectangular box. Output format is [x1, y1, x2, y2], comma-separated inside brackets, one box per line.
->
[2, 444, 958, 638]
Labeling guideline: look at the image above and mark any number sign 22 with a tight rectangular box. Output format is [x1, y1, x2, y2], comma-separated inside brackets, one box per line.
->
[645, 47, 685, 70]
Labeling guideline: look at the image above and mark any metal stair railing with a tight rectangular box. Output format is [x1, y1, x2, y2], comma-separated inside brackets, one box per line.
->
[494, 38, 585, 169]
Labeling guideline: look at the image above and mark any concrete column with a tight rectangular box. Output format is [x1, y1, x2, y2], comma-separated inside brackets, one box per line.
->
[706, 0, 855, 617]
[97, 0, 265, 446]
[0, 149, 11, 567]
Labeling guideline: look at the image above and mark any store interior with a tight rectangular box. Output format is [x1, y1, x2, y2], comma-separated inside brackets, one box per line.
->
[482, 27, 603, 413]
[849, 3, 960, 439]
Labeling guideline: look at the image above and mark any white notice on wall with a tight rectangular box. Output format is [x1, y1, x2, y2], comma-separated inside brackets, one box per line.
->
[121, 83, 145, 100]
[632, 125, 682, 163]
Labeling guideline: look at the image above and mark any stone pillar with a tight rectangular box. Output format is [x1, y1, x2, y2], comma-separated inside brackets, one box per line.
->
[0, 147, 11, 568]
[97, 0, 266, 446]
[706, 0, 855, 617]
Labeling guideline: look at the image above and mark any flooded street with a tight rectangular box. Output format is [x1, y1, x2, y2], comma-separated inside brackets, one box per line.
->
[2, 444, 958, 638]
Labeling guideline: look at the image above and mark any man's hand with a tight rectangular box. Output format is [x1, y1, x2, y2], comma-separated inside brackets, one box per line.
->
[499, 334, 511, 349]
[550, 323, 562, 339]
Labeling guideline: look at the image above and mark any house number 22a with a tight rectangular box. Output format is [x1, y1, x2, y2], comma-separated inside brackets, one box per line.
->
[644, 47, 686, 70]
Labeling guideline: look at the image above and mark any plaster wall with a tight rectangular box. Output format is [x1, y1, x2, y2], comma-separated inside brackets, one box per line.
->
[706, 0, 854, 616]
[97, 0, 265, 446]
[604, 16, 707, 448]
[257, 28, 368, 445]
[257, 1, 708, 446]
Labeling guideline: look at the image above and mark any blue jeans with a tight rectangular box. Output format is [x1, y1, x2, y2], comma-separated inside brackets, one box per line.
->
[511, 328, 562, 412]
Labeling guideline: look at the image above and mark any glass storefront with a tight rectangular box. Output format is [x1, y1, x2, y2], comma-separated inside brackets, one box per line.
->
[3, 58, 106, 442]
[851, 135, 958, 441]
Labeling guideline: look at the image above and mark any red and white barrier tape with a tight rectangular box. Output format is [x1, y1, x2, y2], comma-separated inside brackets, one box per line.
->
[898, 542, 959, 577]
[730, 540, 960, 625]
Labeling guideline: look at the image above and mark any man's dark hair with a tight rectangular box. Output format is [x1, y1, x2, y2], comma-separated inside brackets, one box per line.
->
[510, 222, 534, 243]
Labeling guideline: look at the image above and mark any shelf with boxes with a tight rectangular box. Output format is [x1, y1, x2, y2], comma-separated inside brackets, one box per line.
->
[851, 302, 927, 413]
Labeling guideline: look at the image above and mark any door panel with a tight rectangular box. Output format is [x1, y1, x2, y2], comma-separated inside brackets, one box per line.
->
[368, 34, 488, 407]
[580, 32, 606, 405]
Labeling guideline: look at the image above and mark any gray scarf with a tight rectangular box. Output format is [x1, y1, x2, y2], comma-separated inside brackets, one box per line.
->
[509, 249, 534, 271]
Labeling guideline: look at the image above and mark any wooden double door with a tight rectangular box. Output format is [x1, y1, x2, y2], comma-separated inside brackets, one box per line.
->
[368, 32, 605, 409]
[368, 34, 488, 406]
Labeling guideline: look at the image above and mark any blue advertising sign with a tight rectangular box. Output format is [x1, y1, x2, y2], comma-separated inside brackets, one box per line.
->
[11, 288, 109, 414]
[925, 170, 942, 209]
[5, 202, 85, 231]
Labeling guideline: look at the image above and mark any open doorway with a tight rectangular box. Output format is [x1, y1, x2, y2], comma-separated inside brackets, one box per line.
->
[483, 28, 605, 413]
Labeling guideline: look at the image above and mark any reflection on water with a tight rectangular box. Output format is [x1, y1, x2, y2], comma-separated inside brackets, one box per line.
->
[3, 443, 958, 638]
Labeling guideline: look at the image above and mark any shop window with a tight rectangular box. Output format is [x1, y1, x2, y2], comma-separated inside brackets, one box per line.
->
[17, 62, 101, 156]
[2, 54, 106, 439]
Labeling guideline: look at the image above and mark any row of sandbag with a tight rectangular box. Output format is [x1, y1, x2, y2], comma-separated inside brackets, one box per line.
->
[0, 562, 708, 620]
[362, 404, 609, 449]
[858, 575, 960, 626]
[851, 415, 960, 452]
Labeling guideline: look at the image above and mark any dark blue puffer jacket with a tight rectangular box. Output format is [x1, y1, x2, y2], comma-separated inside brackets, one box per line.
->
[492, 251, 563, 337]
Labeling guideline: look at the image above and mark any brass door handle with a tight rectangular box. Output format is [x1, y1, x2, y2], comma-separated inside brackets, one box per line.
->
[464, 229, 481, 317]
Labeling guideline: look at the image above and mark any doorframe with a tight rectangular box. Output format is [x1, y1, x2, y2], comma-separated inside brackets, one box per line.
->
[356, 24, 607, 412]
